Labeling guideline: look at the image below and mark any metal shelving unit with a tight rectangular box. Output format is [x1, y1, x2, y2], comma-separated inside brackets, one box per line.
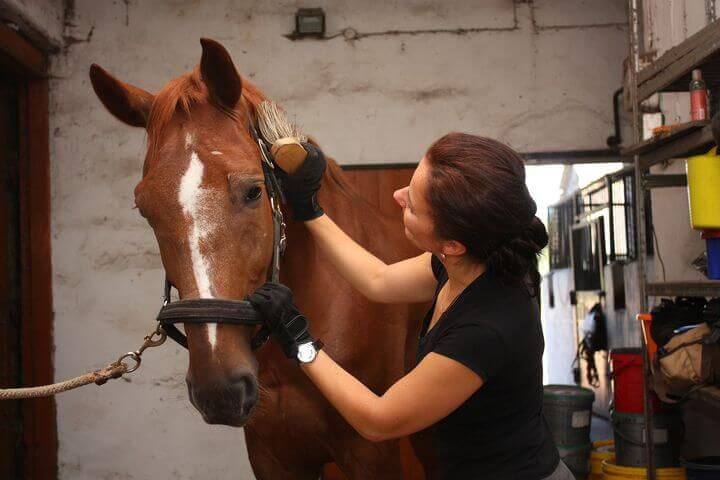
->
[621, 120, 713, 169]
[625, 12, 720, 301]
[626, 4, 720, 479]
[646, 281, 720, 297]
[636, 18, 720, 102]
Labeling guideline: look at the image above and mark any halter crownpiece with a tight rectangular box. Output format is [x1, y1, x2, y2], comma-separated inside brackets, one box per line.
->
[156, 115, 286, 351]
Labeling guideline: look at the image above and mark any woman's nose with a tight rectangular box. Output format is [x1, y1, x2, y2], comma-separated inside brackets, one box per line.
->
[393, 187, 409, 209]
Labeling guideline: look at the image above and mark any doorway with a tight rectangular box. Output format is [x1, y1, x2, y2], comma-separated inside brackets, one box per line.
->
[0, 70, 23, 480]
[0, 24, 56, 479]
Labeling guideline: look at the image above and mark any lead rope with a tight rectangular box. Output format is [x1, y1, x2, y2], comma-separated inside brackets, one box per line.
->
[0, 325, 167, 400]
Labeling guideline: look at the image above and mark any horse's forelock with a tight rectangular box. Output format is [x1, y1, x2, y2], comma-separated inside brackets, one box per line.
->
[145, 68, 268, 159]
[146, 68, 205, 155]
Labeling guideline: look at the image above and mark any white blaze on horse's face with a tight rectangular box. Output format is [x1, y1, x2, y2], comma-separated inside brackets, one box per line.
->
[178, 133, 218, 348]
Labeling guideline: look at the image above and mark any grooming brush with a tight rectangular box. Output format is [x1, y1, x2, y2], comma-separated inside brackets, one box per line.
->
[256, 100, 308, 174]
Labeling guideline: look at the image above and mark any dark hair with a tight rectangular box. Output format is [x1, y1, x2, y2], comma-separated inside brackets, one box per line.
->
[425, 132, 548, 296]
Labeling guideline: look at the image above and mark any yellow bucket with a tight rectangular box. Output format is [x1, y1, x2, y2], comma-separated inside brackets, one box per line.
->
[687, 147, 720, 230]
[589, 440, 615, 479]
[601, 459, 686, 479]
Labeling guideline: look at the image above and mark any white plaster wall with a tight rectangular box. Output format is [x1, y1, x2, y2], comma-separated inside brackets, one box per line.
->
[642, 0, 717, 59]
[46, 1, 628, 478]
[541, 268, 577, 386]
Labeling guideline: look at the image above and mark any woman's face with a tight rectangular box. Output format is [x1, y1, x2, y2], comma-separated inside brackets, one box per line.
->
[393, 157, 440, 252]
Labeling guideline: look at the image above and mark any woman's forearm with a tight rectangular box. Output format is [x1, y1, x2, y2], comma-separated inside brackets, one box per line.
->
[301, 351, 389, 441]
[305, 215, 387, 301]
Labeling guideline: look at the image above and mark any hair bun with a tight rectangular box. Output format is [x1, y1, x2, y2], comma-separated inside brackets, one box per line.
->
[525, 216, 549, 252]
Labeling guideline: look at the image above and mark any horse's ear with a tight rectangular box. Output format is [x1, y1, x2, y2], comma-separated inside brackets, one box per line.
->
[89, 64, 154, 128]
[200, 38, 242, 109]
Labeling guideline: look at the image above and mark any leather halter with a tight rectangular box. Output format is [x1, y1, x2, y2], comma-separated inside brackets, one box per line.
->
[156, 116, 286, 350]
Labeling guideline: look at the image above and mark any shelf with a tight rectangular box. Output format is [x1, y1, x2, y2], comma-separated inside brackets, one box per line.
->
[686, 386, 720, 422]
[620, 121, 714, 169]
[646, 281, 720, 297]
[642, 173, 687, 189]
[637, 19, 720, 101]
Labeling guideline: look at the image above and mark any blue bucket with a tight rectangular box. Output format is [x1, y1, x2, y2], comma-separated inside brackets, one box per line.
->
[683, 457, 720, 480]
[705, 234, 720, 280]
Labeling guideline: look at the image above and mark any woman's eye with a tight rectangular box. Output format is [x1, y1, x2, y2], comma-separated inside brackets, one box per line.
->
[245, 185, 262, 202]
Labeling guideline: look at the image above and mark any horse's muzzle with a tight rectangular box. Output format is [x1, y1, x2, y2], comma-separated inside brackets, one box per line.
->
[187, 369, 259, 426]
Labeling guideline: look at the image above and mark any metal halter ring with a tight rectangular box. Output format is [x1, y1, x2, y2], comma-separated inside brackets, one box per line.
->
[116, 352, 142, 373]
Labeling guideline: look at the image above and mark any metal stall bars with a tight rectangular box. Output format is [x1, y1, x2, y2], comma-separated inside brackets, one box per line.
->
[624, 2, 720, 479]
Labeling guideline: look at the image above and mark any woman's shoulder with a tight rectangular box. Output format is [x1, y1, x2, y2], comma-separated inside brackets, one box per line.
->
[460, 279, 539, 333]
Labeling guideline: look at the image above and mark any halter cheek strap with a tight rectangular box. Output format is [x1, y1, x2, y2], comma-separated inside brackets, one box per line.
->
[156, 118, 286, 351]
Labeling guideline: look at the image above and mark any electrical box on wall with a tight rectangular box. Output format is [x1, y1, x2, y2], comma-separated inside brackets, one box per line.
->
[295, 8, 326, 38]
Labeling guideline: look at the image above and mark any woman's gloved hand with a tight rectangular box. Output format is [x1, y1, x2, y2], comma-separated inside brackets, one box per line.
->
[277, 142, 326, 221]
[248, 283, 318, 359]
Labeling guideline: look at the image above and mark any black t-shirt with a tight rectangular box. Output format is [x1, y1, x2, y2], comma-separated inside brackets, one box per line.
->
[415, 256, 558, 480]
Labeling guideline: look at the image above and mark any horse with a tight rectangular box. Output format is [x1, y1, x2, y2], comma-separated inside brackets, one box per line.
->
[89, 38, 427, 479]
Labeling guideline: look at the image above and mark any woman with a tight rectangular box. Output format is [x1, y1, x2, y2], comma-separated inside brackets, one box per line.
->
[248, 133, 572, 480]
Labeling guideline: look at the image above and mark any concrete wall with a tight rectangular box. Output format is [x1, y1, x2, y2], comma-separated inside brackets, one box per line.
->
[41, 1, 629, 478]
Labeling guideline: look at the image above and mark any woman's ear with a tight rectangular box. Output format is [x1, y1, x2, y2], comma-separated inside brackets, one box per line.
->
[440, 240, 467, 258]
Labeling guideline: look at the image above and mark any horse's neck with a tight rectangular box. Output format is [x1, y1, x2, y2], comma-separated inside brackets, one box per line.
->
[278, 164, 422, 375]
[281, 161, 410, 307]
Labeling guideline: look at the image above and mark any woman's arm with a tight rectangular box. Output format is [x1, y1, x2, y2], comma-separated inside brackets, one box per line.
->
[305, 215, 437, 303]
[301, 350, 483, 442]
[248, 283, 481, 440]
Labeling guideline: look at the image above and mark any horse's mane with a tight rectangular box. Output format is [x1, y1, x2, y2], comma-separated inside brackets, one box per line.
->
[146, 67, 361, 199]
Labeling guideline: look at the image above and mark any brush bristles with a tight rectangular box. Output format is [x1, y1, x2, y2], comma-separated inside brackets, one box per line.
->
[257, 101, 307, 144]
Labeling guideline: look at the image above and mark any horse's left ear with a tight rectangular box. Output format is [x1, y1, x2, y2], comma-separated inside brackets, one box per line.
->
[200, 38, 242, 109]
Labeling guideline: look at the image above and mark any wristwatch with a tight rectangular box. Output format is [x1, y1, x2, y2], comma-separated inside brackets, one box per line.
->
[296, 340, 323, 364]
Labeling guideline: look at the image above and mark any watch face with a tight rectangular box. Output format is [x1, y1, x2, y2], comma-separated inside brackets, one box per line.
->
[297, 343, 316, 363]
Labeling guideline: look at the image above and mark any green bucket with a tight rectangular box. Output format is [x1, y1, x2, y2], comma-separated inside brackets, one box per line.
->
[558, 443, 593, 479]
[611, 411, 683, 468]
[544, 384, 596, 447]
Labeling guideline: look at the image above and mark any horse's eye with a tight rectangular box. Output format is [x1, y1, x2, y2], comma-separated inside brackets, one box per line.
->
[245, 185, 263, 202]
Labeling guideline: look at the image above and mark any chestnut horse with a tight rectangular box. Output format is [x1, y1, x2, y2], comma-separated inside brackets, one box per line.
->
[90, 39, 427, 479]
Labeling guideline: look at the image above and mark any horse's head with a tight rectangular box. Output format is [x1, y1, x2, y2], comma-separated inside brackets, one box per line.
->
[90, 39, 273, 426]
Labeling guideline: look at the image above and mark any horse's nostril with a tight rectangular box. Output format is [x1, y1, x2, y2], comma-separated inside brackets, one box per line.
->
[241, 377, 258, 412]
[229, 371, 258, 414]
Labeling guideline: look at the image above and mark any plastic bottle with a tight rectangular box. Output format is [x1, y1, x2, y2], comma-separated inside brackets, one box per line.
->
[690, 69, 708, 121]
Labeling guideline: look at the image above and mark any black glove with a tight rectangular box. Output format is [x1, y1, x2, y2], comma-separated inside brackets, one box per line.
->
[247, 283, 317, 359]
[278, 142, 326, 221]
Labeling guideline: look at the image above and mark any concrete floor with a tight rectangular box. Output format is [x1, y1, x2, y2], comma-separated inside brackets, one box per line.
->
[590, 415, 613, 443]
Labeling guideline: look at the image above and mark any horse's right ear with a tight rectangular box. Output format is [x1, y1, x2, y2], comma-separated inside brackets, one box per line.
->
[89, 64, 154, 128]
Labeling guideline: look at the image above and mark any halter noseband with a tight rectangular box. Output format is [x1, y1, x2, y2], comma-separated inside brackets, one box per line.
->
[156, 117, 286, 351]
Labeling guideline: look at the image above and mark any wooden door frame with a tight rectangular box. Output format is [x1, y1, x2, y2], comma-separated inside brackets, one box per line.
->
[0, 23, 57, 480]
